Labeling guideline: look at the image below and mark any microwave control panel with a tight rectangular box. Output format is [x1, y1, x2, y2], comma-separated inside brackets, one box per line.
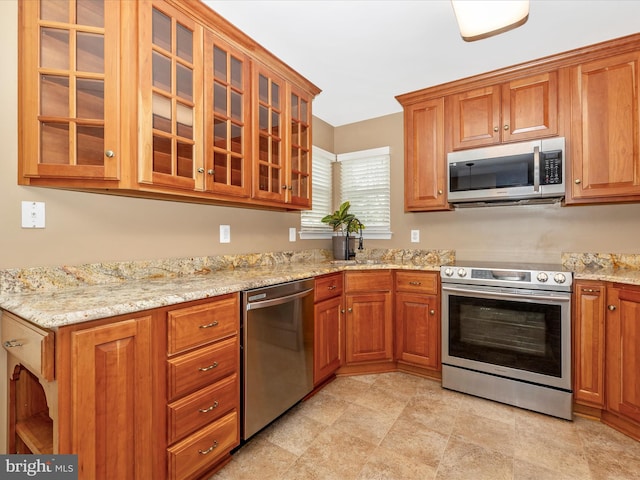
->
[541, 150, 562, 185]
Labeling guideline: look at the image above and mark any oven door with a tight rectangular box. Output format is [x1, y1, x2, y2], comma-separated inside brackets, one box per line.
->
[441, 283, 571, 391]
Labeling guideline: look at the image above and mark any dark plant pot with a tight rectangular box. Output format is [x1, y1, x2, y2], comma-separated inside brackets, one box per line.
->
[332, 235, 356, 260]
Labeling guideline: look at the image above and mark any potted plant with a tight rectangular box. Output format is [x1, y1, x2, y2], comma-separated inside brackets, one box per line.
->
[321, 201, 365, 260]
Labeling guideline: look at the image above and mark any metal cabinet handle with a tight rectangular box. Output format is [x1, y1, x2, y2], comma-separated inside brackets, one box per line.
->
[199, 401, 219, 413]
[341, 309, 346, 314]
[105, 150, 115, 158]
[198, 440, 218, 455]
[608, 305, 617, 311]
[199, 321, 219, 329]
[504, 124, 509, 131]
[575, 179, 581, 184]
[581, 288, 600, 293]
[348, 307, 353, 313]
[197, 167, 205, 173]
[438, 189, 443, 195]
[493, 126, 499, 132]
[207, 169, 214, 175]
[429, 309, 436, 315]
[328, 285, 337, 290]
[3, 339, 23, 348]
[199, 362, 218, 372]
[409, 281, 421, 286]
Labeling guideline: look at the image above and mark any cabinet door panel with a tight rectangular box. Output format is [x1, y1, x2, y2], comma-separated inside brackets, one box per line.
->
[573, 281, 605, 407]
[71, 315, 153, 480]
[404, 99, 448, 211]
[502, 72, 558, 142]
[449, 86, 501, 150]
[395, 292, 440, 370]
[606, 287, 640, 424]
[314, 296, 343, 384]
[570, 52, 640, 201]
[346, 292, 393, 363]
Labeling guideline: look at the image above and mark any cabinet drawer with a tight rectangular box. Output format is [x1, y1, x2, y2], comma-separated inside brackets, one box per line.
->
[345, 271, 392, 293]
[167, 373, 238, 444]
[167, 410, 239, 480]
[395, 271, 438, 294]
[1, 312, 54, 381]
[167, 336, 238, 400]
[167, 293, 239, 355]
[315, 273, 344, 302]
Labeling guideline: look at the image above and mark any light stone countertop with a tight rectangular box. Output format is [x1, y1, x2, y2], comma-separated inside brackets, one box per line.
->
[0, 248, 447, 329]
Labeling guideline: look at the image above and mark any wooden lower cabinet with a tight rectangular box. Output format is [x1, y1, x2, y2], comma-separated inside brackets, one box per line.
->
[344, 271, 394, 366]
[573, 280, 606, 408]
[313, 273, 344, 385]
[395, 271, 441, 377]
[57, 314, 156, 480]
[604, 284, 640, 437]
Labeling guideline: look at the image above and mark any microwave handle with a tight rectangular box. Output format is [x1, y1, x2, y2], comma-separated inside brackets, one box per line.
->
[533, 146, 540, 192]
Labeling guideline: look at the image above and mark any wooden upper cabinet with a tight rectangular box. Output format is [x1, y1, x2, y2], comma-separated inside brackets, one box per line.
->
[204, 33, 251, 198]
[138, 0, 203, 191]
[19, 0, 121, 182]
[567, 51, 640, 203]
[448, 72, 559, 150]
[403, 98, 449, 211]
[288, 84, 313, 208]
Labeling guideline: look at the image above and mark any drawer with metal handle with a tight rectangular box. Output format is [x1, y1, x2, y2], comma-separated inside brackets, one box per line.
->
[1, 312, 54, 381]
[167, 336, 238, 400]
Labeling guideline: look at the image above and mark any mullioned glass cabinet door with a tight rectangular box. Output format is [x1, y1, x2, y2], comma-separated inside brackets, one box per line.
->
[204, 33, 251, 197]
[19, 0, 120, 181]
[289, 86, 312, 207]
[138, 0, 203, 191]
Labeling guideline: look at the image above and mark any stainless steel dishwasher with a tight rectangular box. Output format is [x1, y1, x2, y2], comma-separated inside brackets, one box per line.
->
[241, 278, 314, 440]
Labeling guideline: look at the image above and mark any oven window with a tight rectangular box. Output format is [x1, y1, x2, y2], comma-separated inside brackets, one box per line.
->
[448, 295, 562, 377]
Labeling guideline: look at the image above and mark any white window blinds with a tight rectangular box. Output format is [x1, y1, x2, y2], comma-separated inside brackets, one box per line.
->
[338, 147, 391, 239]
[300, 146, 335, 236]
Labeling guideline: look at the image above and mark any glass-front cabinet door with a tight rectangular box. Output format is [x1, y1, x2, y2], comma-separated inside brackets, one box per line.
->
[252, 65, 286, 203]
[204, 33, 251, 197]
[138, 0, 202, 191]
[20, 0, 120, 181]
[289, 86, 312, 207]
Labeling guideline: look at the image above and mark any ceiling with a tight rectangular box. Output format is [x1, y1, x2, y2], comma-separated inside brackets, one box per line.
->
[206, 0, 640, 127]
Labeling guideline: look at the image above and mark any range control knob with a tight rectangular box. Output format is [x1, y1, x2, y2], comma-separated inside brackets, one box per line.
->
[443, 267, 454, 277]
[457, 268, 467, 278]
[554, 273, 567, 284]
[536, 272, 549, 283]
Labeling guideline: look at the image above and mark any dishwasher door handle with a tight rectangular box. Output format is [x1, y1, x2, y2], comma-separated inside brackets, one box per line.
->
[245, 288, 314, 310]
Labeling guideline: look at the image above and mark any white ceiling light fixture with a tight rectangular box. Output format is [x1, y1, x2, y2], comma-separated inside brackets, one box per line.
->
[451, 0, 530, 42]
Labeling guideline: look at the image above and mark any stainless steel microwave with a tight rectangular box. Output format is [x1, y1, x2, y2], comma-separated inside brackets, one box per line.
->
[447, 137, 565, 205]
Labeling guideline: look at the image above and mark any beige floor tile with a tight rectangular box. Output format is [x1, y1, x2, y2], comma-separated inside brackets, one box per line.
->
[458, 393, 517, 426]
[397, 394, 459, 436]
[353, 384, 409, 418]
[356, 445, 438, 480]
[332, 402, 399, 445]
[435, 435, 513, 480]
[296, 389, 351, 426]
[320, 375, 373, 403]
[380, 415, 450, 467]
[451, 411, 516, 456]
[513, 458, 588, 480]
[259, 406, 328, 456]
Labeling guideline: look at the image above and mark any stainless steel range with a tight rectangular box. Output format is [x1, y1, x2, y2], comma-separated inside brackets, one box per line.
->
[440, 262, 573, 420]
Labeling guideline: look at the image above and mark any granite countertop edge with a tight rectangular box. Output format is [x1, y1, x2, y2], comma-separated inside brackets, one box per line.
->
[0, 262, 441, 329]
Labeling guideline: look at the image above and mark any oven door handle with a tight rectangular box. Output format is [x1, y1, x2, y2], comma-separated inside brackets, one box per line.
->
[246, 288, 314, 310]
[442, 285, 570, 303]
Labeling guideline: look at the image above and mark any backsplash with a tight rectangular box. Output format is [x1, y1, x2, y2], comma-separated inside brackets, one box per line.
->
[0, 248, 454, 295]
[562, 252, 640, 270]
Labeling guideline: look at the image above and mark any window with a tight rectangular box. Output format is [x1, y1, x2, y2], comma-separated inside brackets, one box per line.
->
[300, 146, 391, 239]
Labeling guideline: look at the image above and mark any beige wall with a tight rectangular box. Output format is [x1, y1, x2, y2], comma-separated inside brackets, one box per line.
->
[2, 0, 639, 270]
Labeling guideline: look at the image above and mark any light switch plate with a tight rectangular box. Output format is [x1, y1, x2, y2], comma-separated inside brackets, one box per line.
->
[289, 227, 297, 242]
[219, 225, 231, 243]
[21, 201, 45, 228]
[411, 229, 420, 243]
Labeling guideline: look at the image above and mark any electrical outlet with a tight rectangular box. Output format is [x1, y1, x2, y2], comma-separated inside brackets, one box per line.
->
[411, 229, 420, 243]
[289, 227, 297, 242]
[21, 201, 45, 228]
[219, 225, 231, 243]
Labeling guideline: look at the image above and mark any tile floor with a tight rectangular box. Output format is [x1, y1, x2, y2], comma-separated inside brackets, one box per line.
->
[211, 372, 640, 480]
